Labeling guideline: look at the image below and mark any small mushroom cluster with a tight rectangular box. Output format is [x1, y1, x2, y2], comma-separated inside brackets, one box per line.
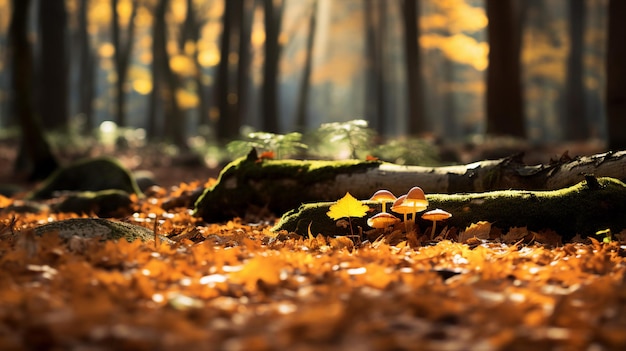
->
[366, 187, 451, 239]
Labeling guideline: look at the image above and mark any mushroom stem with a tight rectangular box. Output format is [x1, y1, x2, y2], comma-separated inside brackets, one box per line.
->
[404, 213, 408, 232]
[430, 220, 437, 240]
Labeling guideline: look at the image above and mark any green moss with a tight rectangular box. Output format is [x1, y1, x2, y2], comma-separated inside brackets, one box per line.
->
[273, 177, 626, 241]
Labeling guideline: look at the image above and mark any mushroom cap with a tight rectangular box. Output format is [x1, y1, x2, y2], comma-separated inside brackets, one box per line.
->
[369, 190, 397, 203]
[403, 186, 429, 211]
[421, 208, 452, 221]
[390, 195, 414, 214]
[367, 212, 401, 229]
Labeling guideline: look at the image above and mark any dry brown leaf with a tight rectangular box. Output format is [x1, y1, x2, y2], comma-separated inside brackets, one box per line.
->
[458, 221, 491, 243]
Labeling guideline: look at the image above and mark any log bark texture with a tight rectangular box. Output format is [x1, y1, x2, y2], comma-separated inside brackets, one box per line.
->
[272, 177, 626, 241]
[194, 149, 626, 222]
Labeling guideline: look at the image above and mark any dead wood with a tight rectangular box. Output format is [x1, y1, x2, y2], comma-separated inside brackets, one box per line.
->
[194, 149, 626, 222]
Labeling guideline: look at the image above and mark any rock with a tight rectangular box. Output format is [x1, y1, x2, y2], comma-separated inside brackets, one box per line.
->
[52, 190, 133, 217]
[27, 157, 142, 200]
[33, 218, 173, 243]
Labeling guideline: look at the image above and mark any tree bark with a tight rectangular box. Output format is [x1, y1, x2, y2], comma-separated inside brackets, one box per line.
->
[215, 0, 241, 139]
[564, 0, 587, 141]
[112, 0, 138, 127]
[38, 0, 69, 131]
[295, 0, 317, 132]
[77, 0, 96, 131]
[194, 149, 626, 222]
[9, 0, 59, 180]
[485, 0, 525, 138]
[261, 0, 284, 133]
[606, 0, 626, 150]
[402, 0, 425, 135]
[272, 176, 626, 242]
[363, 0, 387, 134]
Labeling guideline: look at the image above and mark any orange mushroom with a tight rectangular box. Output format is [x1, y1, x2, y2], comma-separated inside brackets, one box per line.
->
[391, 195, 413, 231]
[368, 190, 397, 213]
[421, 208, 452, 239]
[403, 186, 429, 228]
[367, 212, 401, 229]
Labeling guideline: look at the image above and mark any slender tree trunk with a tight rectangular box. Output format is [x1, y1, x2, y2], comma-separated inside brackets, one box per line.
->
[38, 0, 69, 131]
[215, 0, 239, 139]
[375, 1, 387, 135]
[606, 0, 626, 150]
[112, 0, 138, 127]
[181, 0, 209, 129]
[295, 0, 318, 132]
[363, 0, 380, 132]
[236, 0, 253, 129]
[153, 0, 186, 148]
[9, 0, 58, 180]
[261, 0, 284, 133]
[564, 0, 587, 141]
[147, 0, 164, 140]
[402, 0, 425, 135]
[77, 0, 95, 132]
[485, 0, 525, 138]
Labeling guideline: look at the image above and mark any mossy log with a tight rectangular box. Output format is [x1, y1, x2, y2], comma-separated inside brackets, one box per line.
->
[272, 177, 626, 241]
[194, 149, 626, 222]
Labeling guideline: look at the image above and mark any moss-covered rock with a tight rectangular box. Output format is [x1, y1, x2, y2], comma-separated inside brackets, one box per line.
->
[273, 177, 626, 241]
[33, 218, 172, 243]
[52, 189, 133, 217]
[27, 157, 142, 200]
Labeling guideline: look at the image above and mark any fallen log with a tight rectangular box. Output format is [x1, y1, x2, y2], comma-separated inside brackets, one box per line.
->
[272, 176, 626, 241]
[193, 149, 626, 222]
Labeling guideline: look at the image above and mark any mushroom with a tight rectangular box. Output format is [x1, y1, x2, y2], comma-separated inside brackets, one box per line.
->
[368, 190, 397, 213]
[367, 212, 401, 229]
[421, 208, 452, 239]
[391, 195, 413, 232]
[403, 187, 429, 228]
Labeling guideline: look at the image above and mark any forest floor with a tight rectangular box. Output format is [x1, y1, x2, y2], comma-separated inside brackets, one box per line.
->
[1, 139, 625, 350]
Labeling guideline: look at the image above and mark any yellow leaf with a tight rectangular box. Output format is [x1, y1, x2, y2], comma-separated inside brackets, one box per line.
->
[326, 192, 369, 221]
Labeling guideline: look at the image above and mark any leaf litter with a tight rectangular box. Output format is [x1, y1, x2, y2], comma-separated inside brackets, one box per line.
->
[1, 180, 626, 350]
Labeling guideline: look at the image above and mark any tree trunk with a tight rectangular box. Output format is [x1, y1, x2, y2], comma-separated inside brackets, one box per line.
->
[194, 149, 626, 222]
[295, 0, 318, 132]
[154, 0, 186, 148]
[563, 0, 587, 141]
[77, 0, 95, 132]
[261, 0, 284, 133]
[485, 0, 525, 138]
[38, 0, 69, 131]
[215, 0, 240, 139]
[606, 0, 626, 150]
[112, 0, 138, 127]
[363, 0, 386, 134]
[402, 0, 425, 135]
[9, 0, 58, 180]
[236, 0, 253, 129]
[147, 0, 165, 140]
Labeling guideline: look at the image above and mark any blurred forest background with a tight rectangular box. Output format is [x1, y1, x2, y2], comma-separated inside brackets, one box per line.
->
[0, 0, 625, 178]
